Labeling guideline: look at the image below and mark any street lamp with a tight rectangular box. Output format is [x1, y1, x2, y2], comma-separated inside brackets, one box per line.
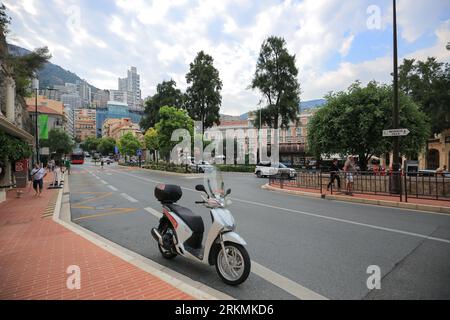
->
[32, 82, 58, 165]
[391, 0, 401, 193]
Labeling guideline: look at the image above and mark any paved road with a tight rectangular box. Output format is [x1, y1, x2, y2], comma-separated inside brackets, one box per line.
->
[69, 161, 450, 300]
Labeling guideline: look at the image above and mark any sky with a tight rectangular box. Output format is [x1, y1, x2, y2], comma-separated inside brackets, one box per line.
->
[4, 0, 450, 116]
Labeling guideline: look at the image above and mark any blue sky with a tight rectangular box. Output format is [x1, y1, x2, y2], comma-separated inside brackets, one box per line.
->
[4, 0, 450, 115]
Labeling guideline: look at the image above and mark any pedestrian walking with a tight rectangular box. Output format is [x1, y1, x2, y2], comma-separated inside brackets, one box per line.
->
[100, 159, 104, 169]
[344, 156, 356, 196]
[64, 157, 71, 175]
[30, 163, 47, 197]
[327, 159, 341, 192]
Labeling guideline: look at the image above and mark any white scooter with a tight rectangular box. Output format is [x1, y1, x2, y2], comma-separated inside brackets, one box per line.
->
[151, 167, 251, 285]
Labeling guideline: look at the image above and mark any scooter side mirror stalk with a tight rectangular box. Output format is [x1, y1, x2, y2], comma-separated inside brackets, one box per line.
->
[195, 184, 209, 198]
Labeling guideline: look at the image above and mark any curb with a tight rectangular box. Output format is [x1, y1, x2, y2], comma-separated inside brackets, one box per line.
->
[262, 184, 450, 215]
[52, 174, 233, 300]
[117, 164, 199, 178]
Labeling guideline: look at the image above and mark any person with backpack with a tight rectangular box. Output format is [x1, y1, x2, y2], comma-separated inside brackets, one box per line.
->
[327, 159, 341, 192]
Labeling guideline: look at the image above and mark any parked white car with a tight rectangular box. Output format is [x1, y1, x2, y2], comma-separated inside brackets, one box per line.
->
[190, 161, 214, 173]
[255, 162, 297, 179]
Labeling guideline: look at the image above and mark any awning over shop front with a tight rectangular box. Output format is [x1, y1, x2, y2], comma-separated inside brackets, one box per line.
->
[0, 115, 34, 145]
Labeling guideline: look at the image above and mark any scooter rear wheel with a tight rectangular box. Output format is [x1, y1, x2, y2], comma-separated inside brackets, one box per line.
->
[215, 242, 250, 285]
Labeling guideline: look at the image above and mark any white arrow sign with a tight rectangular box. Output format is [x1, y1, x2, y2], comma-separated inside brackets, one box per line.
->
[383, 129, 410, 137]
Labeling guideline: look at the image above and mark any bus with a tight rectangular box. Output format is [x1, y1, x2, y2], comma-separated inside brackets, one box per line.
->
[70, 150, 85, 165]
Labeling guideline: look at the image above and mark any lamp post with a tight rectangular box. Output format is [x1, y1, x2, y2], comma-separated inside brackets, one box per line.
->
[391, 0, 401, 193]
[33, 84, 58, 165]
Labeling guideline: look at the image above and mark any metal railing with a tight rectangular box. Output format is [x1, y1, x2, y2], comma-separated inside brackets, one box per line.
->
[269, 171, 450, 202]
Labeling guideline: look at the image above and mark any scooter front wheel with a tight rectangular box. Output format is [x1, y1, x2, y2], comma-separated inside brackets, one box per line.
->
[215, 242, 251, 285]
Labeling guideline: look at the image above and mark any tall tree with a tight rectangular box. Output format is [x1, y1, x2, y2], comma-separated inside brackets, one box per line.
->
[0, 5, 51, 97]
[399, 57, 450, 136]
[118, 132, 142, 158]
[308, 81, 430, 170]
[97, 137, 116, 155]
[155, 106, 193, 160]
[144, 128, 159, 162]
[251, 36, 301, 129]
[140, 79, 184, 131]
[80, 136, 100, 153]
[185, 51, 222, 131]
[41, 129, 74, 160]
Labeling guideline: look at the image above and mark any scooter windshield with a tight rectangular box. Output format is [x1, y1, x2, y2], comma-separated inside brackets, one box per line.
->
[204, 166, 225, 199]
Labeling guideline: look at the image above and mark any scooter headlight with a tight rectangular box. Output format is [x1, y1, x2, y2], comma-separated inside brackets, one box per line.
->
[221, 213, 235, 231]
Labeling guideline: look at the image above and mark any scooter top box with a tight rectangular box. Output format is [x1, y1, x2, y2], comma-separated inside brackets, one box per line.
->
[154, 184, 182, 204]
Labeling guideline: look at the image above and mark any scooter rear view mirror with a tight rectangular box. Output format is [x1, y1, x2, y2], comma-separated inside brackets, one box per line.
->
[226, 188, 231, 196]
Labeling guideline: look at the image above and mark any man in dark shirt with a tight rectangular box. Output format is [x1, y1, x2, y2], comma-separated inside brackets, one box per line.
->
[327, 159, 341, 191]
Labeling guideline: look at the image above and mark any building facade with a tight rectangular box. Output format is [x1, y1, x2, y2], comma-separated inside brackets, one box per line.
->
[102, 118, 143, 141]
[0, 65, 34, 202]
[74, 108, 96, 141]
[96, 101, 143, 137]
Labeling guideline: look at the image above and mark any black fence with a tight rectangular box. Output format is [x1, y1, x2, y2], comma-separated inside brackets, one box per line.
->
[269, 171, 450, 202]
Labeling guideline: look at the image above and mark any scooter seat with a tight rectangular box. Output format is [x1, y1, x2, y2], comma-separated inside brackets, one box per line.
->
[166, 204, 204, 234]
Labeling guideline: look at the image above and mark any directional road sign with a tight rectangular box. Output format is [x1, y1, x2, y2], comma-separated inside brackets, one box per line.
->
[383, 128, 410, 137]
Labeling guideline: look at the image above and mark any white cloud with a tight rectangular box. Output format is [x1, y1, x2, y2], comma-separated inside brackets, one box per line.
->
[4, 0, 449, 116]
[339, 35, 355, 57]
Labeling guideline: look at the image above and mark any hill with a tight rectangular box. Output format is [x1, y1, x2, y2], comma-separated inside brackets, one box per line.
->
[7, 44, 98, 92]
[239, 99, 326, 120]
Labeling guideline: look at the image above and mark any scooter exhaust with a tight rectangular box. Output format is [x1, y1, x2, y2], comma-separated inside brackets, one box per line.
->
[151, 228, 163, 246]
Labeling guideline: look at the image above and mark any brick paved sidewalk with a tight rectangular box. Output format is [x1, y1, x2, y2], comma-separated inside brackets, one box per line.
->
[0, 178, 193, 300]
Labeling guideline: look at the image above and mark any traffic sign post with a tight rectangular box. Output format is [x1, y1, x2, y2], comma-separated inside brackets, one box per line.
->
[383, 128, 410, 137]
[137, 149, 142, 168]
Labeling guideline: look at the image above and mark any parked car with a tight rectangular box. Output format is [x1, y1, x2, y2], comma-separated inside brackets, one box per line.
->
[84, 152, 91, 158]
[101, 157, 113, 164]
[255, 162, 297, 179]
[190, 161, 214, 173]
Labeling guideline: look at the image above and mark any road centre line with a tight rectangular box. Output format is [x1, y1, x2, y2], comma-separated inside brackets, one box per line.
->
[120, 193, 139, 203]
[100, 180, 108, 184]
[110, 168, 450, 245]
[108, 185, 118, 191]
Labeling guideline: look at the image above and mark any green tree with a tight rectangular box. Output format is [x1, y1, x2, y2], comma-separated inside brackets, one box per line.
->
[185, 51, 222, 131]
[80, 136, 100, 153]
[118, 132, 142, 158]
[251, 36, 301, 129]
[97, 137, 116, 155]
[41, 129, 74, 160]
[0, 5, 50, 97]
[155, 106, 194, 160]
[399, 57, 450, 136]
[0, 131, 33, 161]
[140, 79, 184, 131]
[144, 128, 159, 161]
[308, 81, 430, 170]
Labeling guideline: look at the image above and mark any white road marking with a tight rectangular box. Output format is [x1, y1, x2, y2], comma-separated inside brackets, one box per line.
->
[251, 261, 327, 300]
[144, 207, 163, 219]
[100, 180, 108, 184]
[142, 203, 327, 300]
[233, 198, 450, 245]
[120, 193, 139, 203]
[107, 185, 118, 191]
[106, 173, 113, 176]
[111, 169, 450, 245]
